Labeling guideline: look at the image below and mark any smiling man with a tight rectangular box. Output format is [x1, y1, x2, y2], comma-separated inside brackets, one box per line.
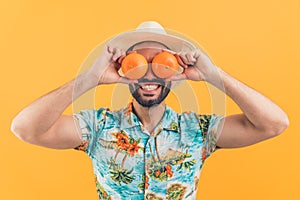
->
[11, 21, 289, 200]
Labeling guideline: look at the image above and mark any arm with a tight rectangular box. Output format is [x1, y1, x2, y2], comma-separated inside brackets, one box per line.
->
[170, 50, 289, 148]
[208, 68, 289, 148]
[11, 46, 130, 149]
[11, 73, 94, 149]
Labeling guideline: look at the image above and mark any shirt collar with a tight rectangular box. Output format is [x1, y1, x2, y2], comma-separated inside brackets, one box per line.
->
[119, 101, 141, 129]
[119, 102, 179, 133]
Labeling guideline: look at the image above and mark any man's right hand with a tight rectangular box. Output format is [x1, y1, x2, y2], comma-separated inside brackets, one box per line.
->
[87, 45, 136, 85]
[11, 44, 137, 150]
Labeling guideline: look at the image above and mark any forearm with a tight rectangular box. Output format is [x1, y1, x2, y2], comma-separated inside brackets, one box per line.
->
[207, 67, 289, 134]
[11, 71, 98, 137]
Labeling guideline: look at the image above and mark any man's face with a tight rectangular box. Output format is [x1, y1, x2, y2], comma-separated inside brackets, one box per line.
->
[128, 43, 172, 108]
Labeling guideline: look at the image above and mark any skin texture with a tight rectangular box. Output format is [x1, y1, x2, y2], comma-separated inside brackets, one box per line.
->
[11, 41, 289, 149]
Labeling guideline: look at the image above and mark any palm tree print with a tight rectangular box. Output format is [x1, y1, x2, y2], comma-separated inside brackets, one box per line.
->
[147, 149, 196, 182]
[175, 159, 196, 171]
[166, 183, 187, 200]
[110, 168, 134, 185]
[169, 151, 197, 171]
[105, 130, 142, 185]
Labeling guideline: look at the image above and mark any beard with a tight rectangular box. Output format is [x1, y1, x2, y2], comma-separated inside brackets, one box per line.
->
[129, 78, 171, 108]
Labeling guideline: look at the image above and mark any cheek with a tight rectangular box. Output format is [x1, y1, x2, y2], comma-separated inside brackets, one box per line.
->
[129, 83, 144, 94]
[162, 82, 172, 90]
[129, 84, 136, 93]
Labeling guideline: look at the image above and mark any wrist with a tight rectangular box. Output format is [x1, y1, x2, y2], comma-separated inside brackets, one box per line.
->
[75, 71, 100, 91]
[203, 66, 225, 87]
[84, 70, 102, 87]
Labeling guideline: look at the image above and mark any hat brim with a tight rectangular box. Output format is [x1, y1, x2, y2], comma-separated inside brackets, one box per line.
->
[107, 30, 197, 52]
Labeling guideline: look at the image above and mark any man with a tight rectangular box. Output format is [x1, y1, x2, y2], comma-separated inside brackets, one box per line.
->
[11, 21, 289, 200]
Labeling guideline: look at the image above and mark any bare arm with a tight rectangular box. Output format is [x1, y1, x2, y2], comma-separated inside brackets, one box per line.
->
[11, 46, 130, 149]
[170, 50, 289, 148]
[209, 68, 289, 148]
[11, 72, 97, 149]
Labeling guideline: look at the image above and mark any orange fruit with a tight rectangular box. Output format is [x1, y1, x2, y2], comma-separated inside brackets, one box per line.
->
[121, 53, 148, 79]
[152, 51, 178, 78]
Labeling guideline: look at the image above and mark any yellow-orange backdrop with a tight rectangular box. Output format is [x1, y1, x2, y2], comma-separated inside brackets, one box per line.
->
[1, 0, 299, 199]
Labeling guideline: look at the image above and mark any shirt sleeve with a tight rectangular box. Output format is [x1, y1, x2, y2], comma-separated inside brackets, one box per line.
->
[199, 114, 224, 160]
[73, 108, 107, 154]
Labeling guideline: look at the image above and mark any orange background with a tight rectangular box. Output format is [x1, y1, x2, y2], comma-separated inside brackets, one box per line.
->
[1, 0, 299, 199]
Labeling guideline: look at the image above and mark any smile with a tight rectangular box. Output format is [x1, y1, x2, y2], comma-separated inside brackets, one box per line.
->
[140, 84, 161, 91]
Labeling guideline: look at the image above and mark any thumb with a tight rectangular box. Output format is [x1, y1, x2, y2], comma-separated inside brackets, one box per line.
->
[118, 77, 138, 84]
[166, 73, 187, 82]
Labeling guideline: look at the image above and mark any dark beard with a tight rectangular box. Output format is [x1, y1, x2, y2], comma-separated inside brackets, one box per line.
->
[129, 79, 171, 108]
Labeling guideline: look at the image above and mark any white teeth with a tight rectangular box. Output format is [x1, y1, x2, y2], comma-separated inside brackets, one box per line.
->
[141, 84, 159, 91]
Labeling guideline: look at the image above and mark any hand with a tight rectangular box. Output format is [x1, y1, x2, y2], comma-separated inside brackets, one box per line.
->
[167, 49, 219, 82]
[87, 45, 136, 85]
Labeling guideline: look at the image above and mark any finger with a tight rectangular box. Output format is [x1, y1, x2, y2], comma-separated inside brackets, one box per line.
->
[117, 50, 126, 64]
[178, 52, 190, 64]
[175, 54, 188, 69]
[182, 53, 194, 65]
[186, 53, 196, 63]
[162, 48, 176, 54]
[127, 50, 137, 55]
[103, 44, 108, 52]
[114, 62, 122, 71]
[117, 54, 126, 64]
[112, 48, 121, 61]
[107, 45, 114, 54]
[118, 77, 138, 84]
[193, 49, 201, 59]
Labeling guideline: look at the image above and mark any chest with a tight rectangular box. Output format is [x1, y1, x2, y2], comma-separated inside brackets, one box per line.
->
[90, 126, 206, 197]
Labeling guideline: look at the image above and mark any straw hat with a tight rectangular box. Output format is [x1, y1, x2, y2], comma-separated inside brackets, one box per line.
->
[107, 21, 197, 52]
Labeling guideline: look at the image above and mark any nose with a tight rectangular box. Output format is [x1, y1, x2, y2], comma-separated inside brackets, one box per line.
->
[142, 64, 158, 80]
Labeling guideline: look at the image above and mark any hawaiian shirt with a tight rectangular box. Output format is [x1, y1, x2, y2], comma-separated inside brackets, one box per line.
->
[74, 102, 224, 200]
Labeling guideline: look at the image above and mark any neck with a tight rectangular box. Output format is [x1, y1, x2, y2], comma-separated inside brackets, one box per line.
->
[132, 100, 166, 133]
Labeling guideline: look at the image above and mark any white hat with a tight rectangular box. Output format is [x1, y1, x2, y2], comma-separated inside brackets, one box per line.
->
[107, 21, 197, 52]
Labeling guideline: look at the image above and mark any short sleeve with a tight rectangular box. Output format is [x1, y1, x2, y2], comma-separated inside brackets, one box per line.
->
[199, 114, 224, 160]
[73, 108, 107, 154]
[73, 110, 96, 154]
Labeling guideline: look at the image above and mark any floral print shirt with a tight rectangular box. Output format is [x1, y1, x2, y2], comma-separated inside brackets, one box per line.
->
[74, 102, 223, 200]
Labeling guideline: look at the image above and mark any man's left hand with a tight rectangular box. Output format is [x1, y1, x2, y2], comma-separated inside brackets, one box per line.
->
[167, 49, 219, 83]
